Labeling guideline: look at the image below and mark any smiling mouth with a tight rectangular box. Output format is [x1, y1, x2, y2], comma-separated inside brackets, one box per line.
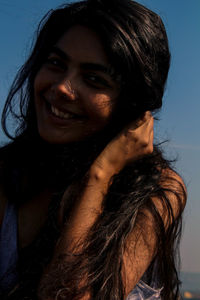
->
[51, 104, 77, 119]
[45, 101, 85, 120]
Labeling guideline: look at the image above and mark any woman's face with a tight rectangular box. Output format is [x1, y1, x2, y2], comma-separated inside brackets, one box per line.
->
[34, 25, 120, 144]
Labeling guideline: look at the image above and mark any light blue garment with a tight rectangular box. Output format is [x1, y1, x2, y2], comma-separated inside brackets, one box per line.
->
[127, 280, 163, 299]
[126, 256, 163, 299]
[0, 202, 18, 292]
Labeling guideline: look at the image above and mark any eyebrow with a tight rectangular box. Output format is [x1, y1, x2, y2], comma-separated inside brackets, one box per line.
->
[50, 46, 116, 78]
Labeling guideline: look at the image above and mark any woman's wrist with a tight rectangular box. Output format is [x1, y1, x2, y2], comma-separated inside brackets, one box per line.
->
[88, 162, 118, 184]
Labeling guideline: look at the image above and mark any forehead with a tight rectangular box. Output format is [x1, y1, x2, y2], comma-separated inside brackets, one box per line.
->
[55, 25, 109, 65]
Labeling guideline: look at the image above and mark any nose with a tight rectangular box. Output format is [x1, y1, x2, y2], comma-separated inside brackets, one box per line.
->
[51, 74, 77, 101]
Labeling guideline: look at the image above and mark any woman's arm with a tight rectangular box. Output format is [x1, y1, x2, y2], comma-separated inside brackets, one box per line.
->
[55, 170, 186, 300]
[122, 169, 186, 297]
[54, 112, 154, 254]
[39, 112, 186, 299]
[39, 112, 154, 298]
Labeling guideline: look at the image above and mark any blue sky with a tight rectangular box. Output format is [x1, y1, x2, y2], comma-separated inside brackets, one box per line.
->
[0, 0, 200, 273]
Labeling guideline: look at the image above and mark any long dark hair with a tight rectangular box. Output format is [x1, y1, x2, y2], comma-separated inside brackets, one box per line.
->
[0, 0, 185, 299]
[2, 0, 170, 139]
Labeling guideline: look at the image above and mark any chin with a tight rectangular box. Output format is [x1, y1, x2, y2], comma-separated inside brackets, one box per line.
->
[38, 130, 89, 145]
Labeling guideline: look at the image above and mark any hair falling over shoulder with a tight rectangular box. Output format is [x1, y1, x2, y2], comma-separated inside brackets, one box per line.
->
[1, 145, 186, 300]
[0, 0, 186, 299]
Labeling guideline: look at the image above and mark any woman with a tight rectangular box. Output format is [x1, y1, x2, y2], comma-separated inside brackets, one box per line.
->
[0, 0, 186, 299]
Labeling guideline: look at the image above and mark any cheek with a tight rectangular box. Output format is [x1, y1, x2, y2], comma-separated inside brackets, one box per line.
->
[86, 94, 115, 121]
[34, 69, 46, 94]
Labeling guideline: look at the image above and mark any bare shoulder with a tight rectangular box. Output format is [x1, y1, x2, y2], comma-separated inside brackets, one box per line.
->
[152, 168, 187, 227]
[161, 168, 186, 205]
[121, 168, 186, 295]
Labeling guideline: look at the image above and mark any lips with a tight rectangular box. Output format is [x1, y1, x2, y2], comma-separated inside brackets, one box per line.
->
[43, 97, 86, 121]
[51, 104, 78, 119]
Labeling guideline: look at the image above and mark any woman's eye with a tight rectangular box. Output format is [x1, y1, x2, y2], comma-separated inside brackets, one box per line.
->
[84, 74, 110, 88]
[45, 57, 66, 70]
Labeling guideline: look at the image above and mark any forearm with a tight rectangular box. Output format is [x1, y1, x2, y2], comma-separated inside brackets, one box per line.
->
[56, 166, 115, 253]
[39, 167, 114, 299]
[40, 114, 155, 298]
[60, 111, 154, 252]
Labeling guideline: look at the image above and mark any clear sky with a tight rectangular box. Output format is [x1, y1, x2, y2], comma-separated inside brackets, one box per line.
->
[0, 0, 199, 273]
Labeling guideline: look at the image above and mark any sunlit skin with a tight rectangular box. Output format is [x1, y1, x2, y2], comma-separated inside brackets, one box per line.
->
[34, 25, 120, 144]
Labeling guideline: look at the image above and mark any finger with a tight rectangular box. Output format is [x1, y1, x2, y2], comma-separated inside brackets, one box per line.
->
[131, 111, 153, 129]
[150, 125, 154, 145]
[139, 111, 152, 124]
[147, 127, 154, 154]
[147, 113, 154, 130]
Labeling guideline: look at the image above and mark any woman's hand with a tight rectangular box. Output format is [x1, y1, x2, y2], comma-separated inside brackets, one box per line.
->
[41, 112, 154, 299]
[91, 111, 154, 178]
[56, 111, 153, 248]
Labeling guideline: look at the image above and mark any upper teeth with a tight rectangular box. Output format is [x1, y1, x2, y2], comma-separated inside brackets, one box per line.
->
[51, 105, 75, 119]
